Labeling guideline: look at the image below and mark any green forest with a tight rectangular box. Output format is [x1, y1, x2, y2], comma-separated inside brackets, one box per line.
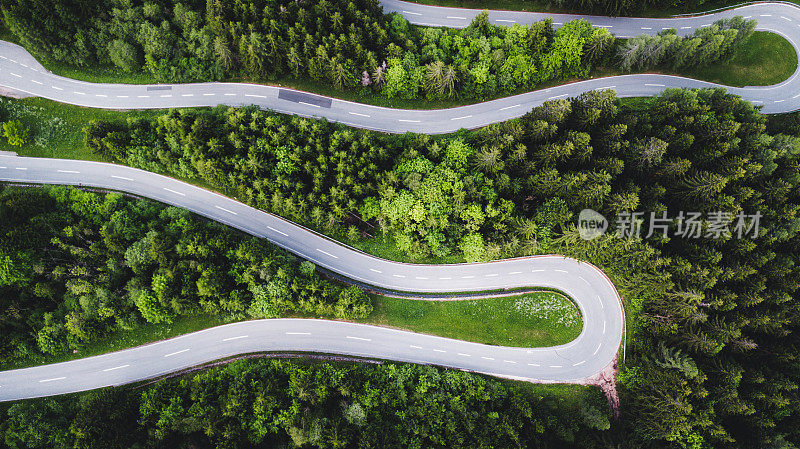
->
[0, 186, 371, 363]
[0, 88, 796, 448]
[1, 0, 753, 100]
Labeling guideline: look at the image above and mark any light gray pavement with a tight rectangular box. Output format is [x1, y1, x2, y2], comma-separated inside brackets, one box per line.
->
[0, 2, 799, 135]
[0, 155, 623, 400]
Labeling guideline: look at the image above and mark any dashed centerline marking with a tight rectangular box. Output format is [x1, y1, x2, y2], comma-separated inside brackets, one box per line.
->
[316, 248, 339, 259]
[95, 94, 107, 97]
[247, 94, 268, 99]
[593, 343, 602, 355]
[398, 119, 421, 123]
[481, 356, 495, 360]
[164, 349, 190, 357]
[163, 187, 185, 196]
[203, 93, 215, 96]
[461, 275, 475, 279]
[38, 377, 66, 383]
[485, 273, 498, 277]
[531, 269, 545, 273]
[117, 95, 129, 98]
[267, 226, 288, 237]
[446, 16, 467, 19]
[348, 111, 370, 117]
[31, 79, 42, 85]
[503, 360, 518, 364]
[451, 115, 472, 120]
[457, 353, 471, 357]
[102, 364, 130, 372]
[223, 335, 249, 341]
[285, 332, 310, 336]
[645, 83, 665, 87]
[410, 345, 423, 349]
[549, 365, 563, 368]
[57, 170, 79, 174]
[433, 349, 446, 353]
[224, 93, 237, 96]
[548, 93, 568, 99]
[160, 94, 172, 98]
[393, 274, 406, 278]
[500, 104, 521, 111]
[111, 175, 134, 181]
[402, 10, 422, 15]
[509, 271, 522, 275]
[347, 336, 372, 341]
[641, 27, 652, 30]
[528, 363, 540, 367]
[573, 360, 586, 366]
[9, 72, 21, 78]
[137, 95, 150, 98]
[74, 91, 85, 95]
[603, 321, 607, 334]
[439, 276, 452, 280]
[370, 268, 382, 273]
[554, 269, 568, 274]
[182, 93, 194, 97]
[14, 167, 27, 170]
[415, 276, 429, 280]
[215, 205, 238, 215]
[496, 19, 516, 23]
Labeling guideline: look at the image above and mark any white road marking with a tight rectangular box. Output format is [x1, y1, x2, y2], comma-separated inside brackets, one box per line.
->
[451, 115, 472, 120]
[549, 365, 563, 368]
[203, 93, 215, 96]
[641, 27, 652, 30]
[554, 269, 568, 273]
[182, 94, 194, 97]
[74, 91, 85, 95]
[57, 170, 79, 174]
[531, 269, 545, 273]
[370, 268, 382, 273]
[102, 364, 130, 372]
[439, 277, 452, 280]
[573, 360, 586, 366]
[433, 349, 446, 353]
[347, 336, 372, 341]
[500, 104, 521, 111]
[481, 356, 495, 360]
[782, 16, 792, 21]
[163, 187, 185, 196]
[596, 25, 613, 28]
[496, 19, 516, 23]
[266, 226, 288, 237]
[223, 335, 250, 341]
[461, 275, 475, 279]
[164, 349, 190, 357]
[598, 86, 616, 90]
[760, 14, 772, 17]
[775, 99, 786, 103]
[137, 95, 149, 98]
[793, 93, 800, 99]
[579, 276, 590, 286]
[645, 83, 665, 87]
[111, 175, 134, 181]
[393, 274, 406, 278]
[680, 26, 692, 29]
[402, 10, 422, 15]
[215, 205, 238, 215]
[298, 101, 320, 107]
[31, 79, 43, 85]
[410, 345, 423, 349]
[548, 93, 568, 99]
[509, 271, 522, 275]
[9, 72, 21, 78]
[485, 273, 498, 277]
[316, 248, 339, 259]
[348, 111, 370, 117]
[700, 23, 711, 27]
[528, 363, 540, 367]
[0, 167, 6, 169]
[593, 343, 602, 355]
[398, 119, 421, 123]
[603, 321, 607, 334]
[224, 93, 237, 96]
[117, 95, 129, 98]
[38, 377, 66, 383]
[14, 167, 27, 170]
[95, 94, 107, 97]
[20, 63, 28, 68]
[457, 353, 471, 357]
[446, 16, 467, 19]
[160, 94, 172, 98]
[285, 332, 310, 336]
[503, 360, 518, 364]
[247, 94, 268, 99]
[415, 276, 429, 280]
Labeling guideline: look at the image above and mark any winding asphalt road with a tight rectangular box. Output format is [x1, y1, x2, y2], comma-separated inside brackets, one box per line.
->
[2, 1, 793, 400]
[0, 154, 623, 401]
[0, 2, 799, 136]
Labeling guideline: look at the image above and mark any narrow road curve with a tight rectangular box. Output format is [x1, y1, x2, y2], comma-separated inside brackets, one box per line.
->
[0, 2, 798, 135]
[0, 155, 624, 401]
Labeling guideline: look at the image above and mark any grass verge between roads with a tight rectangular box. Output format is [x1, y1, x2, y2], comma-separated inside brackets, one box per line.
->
[677, 31, 798, 86]
[364, 292, 582, 348]
[0, 292, 582, 371]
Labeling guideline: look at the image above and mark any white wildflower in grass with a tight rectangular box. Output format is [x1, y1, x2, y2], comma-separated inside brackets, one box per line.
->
[514, 293, 579, 327]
